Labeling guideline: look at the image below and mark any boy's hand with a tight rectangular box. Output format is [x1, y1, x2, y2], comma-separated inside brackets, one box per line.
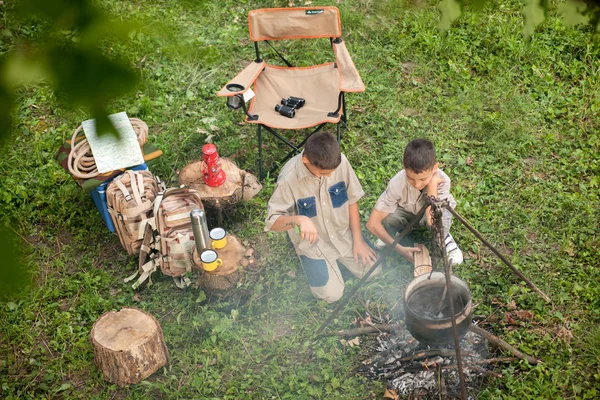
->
[296, 216, 319, 244]
[426, 171, 442, 193]
[396, 244, 421, 262]
[353, 238, 378, 267]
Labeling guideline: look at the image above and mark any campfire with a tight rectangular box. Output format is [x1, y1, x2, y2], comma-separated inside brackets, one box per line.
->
[359, 324, 495, 398]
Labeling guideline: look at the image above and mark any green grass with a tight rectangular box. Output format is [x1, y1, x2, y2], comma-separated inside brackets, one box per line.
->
[1, 0, 600, 398]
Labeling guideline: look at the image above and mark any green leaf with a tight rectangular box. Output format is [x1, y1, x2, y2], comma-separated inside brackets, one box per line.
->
[438, 0, 461, 33]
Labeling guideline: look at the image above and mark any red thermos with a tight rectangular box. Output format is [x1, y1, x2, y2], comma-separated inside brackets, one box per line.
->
[202, 144, 226, 187]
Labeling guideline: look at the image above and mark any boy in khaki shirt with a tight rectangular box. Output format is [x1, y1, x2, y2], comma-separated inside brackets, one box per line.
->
[265, 132, 379, 303]
[366, 139, 463, 265]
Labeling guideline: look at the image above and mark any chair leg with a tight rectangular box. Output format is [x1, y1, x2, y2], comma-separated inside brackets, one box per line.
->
[342, 92, 347, 124]
[337, 122, 341, 143]
[258, 124, 263, 181]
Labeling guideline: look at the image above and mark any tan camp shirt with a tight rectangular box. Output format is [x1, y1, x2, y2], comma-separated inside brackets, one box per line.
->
[374, 169, 457, 215]
[265, 153, 365, 260]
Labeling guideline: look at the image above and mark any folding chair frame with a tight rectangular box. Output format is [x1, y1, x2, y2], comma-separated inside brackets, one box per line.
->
[217, 7, 364, 181]
[249, 40, 349, 181]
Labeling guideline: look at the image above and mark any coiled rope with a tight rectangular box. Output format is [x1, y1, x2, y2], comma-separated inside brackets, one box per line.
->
[67, 118, 149, 179]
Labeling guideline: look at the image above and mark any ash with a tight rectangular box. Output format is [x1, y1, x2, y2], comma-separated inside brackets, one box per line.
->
[359, 327, 490, 398]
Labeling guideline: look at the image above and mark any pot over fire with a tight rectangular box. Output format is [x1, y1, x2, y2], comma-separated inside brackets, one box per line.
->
[403, 272, 472, 346]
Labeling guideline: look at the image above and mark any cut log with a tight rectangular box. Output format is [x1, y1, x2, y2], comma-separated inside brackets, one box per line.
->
[90, 307, 168, 387]
[413, 243, 432, 277]
[179, 158, 262, 209]
[193, 233, 247, 292]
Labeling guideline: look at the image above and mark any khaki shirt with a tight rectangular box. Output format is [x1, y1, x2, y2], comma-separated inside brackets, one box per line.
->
[374, 169, 456, 215]
[265, 153, 364, 260]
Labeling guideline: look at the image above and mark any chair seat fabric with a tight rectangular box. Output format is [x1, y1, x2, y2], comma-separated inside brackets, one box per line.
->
[246, 63, 342, 129]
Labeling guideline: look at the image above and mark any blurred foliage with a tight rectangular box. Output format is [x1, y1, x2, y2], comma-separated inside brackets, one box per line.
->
[0, 224, 28, 301]
[438, 0, 600, 37]
[0, 0, 139, 298]
[0, 0, 138, 147]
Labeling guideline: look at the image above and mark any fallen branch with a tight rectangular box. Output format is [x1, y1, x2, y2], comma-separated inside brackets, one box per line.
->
[475, 357, 516, 365]
[469, 324, 541, 365]
[403, 363, 503, 378]
[392, 349, 474, 364]
[328, 324, 404, 337]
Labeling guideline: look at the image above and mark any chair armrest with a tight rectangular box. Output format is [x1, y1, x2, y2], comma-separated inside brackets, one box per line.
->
[332, 39, 365, 92]
[216, 60, 266, 97]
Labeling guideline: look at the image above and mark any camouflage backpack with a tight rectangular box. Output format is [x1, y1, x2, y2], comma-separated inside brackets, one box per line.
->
[126, 187, 204, 289]
[106, 170, 162, 255]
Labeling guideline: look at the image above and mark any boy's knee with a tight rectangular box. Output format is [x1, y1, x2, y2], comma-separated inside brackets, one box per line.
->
[311, 287, 344, 303]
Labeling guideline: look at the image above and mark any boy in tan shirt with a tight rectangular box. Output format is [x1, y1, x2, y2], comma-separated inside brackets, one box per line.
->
[366, 139, 463, 265]
[265, 132, 379, 303]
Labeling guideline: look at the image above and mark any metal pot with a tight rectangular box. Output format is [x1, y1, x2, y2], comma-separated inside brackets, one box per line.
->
[403, 272, 472, 346]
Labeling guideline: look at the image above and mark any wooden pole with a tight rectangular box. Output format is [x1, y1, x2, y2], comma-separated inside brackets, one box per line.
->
[445, 206, 552, 303]
[435, 202, 467, 400]
[315, 203, 429, 335]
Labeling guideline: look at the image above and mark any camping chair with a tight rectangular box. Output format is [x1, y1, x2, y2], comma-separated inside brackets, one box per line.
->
[216, 6, 364, 180]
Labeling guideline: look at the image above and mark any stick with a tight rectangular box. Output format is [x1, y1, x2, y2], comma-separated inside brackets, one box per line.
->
[468, 324, 541, 365]
[315, 203, 429, 335]
[439, 225, 467, 400]
[475, 357, 516, 365]
[445, 206, 552, 303]
[392, 349, 474, 364]
[327, 324, 404, 337]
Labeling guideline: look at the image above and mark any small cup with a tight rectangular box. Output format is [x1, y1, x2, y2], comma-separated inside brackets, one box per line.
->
[200, 249, 222, 271]
[210, 227, 227, 249]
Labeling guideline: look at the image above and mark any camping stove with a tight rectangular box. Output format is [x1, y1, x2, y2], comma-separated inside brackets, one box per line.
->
[202, 144, 226, 187]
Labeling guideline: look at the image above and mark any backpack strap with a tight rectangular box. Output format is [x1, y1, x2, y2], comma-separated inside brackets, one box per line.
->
[131, 170, 145, 204]
[125, 223, 158, 289]
[172, 276, 192, 289]
[114, 179, 133, 202]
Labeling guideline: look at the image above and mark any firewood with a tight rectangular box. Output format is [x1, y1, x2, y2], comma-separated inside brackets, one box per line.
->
[468, 324, 541, 365]
[327, 324, 405, 337]
[412, 243, 432, 277]
[90, 307, 168, 387]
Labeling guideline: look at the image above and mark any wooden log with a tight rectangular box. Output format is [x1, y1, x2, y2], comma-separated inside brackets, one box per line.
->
[413, 243, 432, 277]
[90, 307, 168, 387]
[468, 324, 541, 365]
[179, 158, 262, 209]
[327, 324, 405, 337]
[193, 233, 248, 292]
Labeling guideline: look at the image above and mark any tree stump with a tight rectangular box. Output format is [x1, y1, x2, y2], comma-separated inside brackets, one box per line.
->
[193, 233, 253, 294]
[179, 158, 262, 209]
[413, 243, 432, 277]
[90, 307, 169, 387]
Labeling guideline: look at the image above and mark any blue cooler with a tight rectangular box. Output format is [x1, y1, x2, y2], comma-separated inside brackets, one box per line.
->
[90, 163, 148, 232]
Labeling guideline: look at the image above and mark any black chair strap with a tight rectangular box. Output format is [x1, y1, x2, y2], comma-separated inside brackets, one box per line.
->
[264, 40, 293, 67]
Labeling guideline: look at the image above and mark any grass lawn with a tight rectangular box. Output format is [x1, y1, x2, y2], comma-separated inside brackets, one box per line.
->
[1, 0, 599, 398]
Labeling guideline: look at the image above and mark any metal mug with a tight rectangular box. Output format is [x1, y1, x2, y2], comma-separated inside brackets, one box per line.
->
[210, 227, 227, 249]
[200, 249, 222, 271]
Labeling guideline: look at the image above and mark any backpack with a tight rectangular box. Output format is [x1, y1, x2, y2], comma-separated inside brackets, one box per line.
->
[126, 187, 204, 289]
[106, 170, 161, 255]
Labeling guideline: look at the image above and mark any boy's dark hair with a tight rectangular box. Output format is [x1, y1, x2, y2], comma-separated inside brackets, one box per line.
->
[403, 139, 437, 173]
[304, 132, 342, 170]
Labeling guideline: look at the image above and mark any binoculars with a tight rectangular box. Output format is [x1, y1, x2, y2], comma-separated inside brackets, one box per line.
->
[274, 96, 306, 118]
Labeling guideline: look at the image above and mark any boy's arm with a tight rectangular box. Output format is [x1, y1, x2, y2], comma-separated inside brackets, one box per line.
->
[366, 208, 420, 262]
[265, 182, 319, 244]
[425, 171, 442, 227]
[348, 202, 377, 266]
[270, 215, 318, 245]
